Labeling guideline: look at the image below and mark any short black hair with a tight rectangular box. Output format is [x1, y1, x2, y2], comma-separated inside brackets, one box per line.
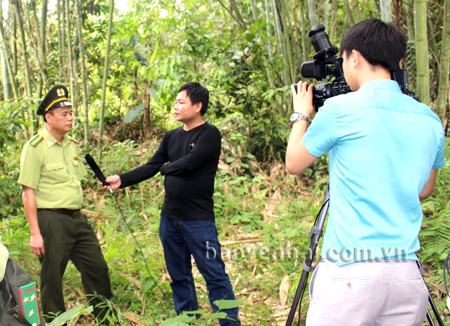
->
[179, 82, 209, 115]
[43, 110, 54, 123]
[340, 19, 406, 71]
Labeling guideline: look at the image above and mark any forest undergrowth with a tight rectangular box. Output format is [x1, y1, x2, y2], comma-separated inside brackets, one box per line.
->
[1, 133, 449, 325]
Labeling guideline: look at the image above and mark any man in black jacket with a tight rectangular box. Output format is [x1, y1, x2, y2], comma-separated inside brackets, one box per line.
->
[106, 82, 239, 325]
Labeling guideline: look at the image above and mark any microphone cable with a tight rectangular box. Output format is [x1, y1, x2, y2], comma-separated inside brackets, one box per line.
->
[84, 154, 179, 313]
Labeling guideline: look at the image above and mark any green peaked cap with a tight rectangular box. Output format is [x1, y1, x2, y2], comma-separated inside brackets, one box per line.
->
[36, 85, 72, 116]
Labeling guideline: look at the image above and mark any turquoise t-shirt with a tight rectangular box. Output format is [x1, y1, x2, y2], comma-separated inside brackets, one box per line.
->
[302, 80, 445, 266]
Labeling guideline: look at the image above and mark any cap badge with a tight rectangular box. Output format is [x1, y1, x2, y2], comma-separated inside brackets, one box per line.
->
[57, 88, 65, 97]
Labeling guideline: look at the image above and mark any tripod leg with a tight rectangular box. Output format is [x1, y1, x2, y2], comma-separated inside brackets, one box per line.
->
[426, 311, 436, 326]
[416, 261, 444, 326]
[286, 187, 330, 326]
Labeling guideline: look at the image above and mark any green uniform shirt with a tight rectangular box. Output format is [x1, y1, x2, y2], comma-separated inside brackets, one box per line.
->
[18, 127, 87, 210]
[0, 242, 8, 282]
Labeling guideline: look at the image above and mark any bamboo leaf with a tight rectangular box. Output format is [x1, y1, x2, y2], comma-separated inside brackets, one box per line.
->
[134, 51, 148, 66]
[124, 103, 145, 123]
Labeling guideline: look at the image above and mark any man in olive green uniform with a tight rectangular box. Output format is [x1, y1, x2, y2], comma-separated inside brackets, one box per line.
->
[18, 85, 112, 322]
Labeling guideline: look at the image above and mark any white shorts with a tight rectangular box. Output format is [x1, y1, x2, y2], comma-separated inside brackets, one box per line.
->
[306, 259, 429, 326]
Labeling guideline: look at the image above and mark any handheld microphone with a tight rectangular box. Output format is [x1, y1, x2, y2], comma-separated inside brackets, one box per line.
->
[85, 154, 110, 187]
[84, 155, 175, 311]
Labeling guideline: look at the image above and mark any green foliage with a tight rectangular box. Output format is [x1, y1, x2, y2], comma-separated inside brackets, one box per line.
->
[48, 304, 94, 326]
[159, 300, 243, 326]
[0, 101, 28, 218]
[418, 138, 450, 316]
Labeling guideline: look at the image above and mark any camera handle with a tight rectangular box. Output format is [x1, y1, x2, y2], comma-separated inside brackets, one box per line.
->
[285, 185, 444, 326]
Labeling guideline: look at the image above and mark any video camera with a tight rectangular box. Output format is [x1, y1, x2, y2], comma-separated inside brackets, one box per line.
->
[296, 24, 418, 111]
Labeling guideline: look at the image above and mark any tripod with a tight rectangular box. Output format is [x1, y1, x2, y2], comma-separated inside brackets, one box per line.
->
[285, 186, 444, 326]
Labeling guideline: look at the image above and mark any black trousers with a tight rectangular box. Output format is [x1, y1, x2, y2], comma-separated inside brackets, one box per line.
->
[37, 209, 112, 321]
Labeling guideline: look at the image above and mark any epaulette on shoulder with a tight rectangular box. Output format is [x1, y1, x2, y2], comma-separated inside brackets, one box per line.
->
[70, 138, 79, 145]
[29, 135, 43, 147]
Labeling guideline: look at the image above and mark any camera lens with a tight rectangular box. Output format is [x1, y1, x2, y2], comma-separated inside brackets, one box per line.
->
[309, 25, 332, 53]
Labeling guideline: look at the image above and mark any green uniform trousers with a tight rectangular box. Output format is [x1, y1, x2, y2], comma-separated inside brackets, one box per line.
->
[37, 209, 112, 321]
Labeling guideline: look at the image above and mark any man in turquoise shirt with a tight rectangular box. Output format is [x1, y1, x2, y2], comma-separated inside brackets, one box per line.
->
[286, 19, 445, 325]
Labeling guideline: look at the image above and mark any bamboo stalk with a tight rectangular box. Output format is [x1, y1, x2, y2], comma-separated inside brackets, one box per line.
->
[301, 2, 308, 63]
[414, 0, 430, 105]
[31, 0, 45, 98]
[436, 0, 450, 122]
[62, 0, 66, 79]
[57, 0, 63, 77]
[66, 0, 77, 122]
[306, 0, 318, 28]
[271, 0, 288, 85]
[380, 0, 392, 22]
[230, 0, 247, 30]
[0, 3, 16, 100]
[0, 1, 10, 100]
[217, 0, 246, 30]
[41, 0, 48, 66]
[75, 0, 90, 148]
[277, 0, 294, 85]
[11, 7, 17, 77]
[265, 0, 274, 61]
[98, 0, 114, 149]
[343, 0, 356, 26]
[405, 0, 416, 91]
[13, 0, 35, 134]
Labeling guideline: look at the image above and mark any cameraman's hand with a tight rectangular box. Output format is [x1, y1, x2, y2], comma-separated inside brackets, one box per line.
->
[292, 81, 314, 118]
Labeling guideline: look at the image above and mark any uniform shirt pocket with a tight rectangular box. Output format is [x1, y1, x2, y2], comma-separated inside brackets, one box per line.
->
[72, 159, 80, 178]
[43, 162, 66, 184]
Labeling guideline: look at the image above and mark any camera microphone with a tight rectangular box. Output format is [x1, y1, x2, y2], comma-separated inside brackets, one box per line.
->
[85, 154, 110, 188]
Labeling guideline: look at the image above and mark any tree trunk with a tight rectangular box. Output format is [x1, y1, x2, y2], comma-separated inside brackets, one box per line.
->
[436, 0, 450, 123]
[380, 0, 392, 22]
[98, 0, 114, 149]
[75, 0, 90, 148]
[414, 0, 430, 105]
[13, 0, 35, 134]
